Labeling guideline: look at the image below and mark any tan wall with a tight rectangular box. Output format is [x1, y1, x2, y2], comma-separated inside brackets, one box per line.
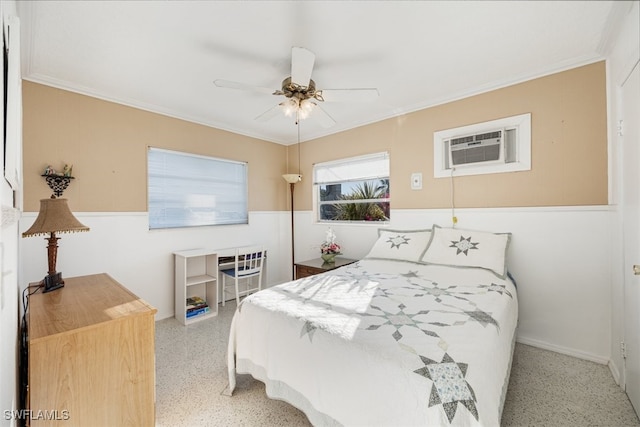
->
[23, 61, 607, 213]
[293, 61, 608, 210]
[22, 82, 288, 212]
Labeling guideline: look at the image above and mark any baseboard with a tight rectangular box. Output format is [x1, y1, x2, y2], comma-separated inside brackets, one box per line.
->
[516, 336, 609, 365]
[516, 336, 625, 391]
[609, 359, 623, 386]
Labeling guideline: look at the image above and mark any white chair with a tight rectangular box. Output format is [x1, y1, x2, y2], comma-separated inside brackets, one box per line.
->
[221, 246, 265, 306]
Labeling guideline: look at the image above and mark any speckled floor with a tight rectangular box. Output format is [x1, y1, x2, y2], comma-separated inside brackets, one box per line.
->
[155, 302, 640, 426]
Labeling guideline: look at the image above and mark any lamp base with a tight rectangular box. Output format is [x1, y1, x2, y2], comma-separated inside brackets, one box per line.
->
[43, 272, 64, 293]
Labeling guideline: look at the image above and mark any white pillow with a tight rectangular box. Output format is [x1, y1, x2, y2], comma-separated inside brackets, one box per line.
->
[420, 225, 511, 278]
[364, 229, 432, 263]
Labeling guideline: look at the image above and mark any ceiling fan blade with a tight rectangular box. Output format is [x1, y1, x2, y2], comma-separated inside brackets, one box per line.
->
[312, 104, 336, 128]
[214, 79, 275, 95]
[291, 47, 315, 88]
[254, 104, 283, 122]
[320, 88, 380, 102]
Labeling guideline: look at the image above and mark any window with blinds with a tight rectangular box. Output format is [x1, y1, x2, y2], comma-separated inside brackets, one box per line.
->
[313, 152, 390, 223]
[147, 147, 248, 229]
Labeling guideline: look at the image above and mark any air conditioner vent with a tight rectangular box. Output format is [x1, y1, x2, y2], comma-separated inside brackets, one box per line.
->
[450, 135, 475, 146]
[475, 131, 502, 141]
[451, 143, 501, 166]
[447, 128, 504, 167]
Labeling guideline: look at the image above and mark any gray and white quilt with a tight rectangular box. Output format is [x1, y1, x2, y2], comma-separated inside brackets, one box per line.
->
[228, 259, 518, 426]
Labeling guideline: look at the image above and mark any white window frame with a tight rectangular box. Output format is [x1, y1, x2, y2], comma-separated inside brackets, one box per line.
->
[433, 113, 531, 178]
[313, 152, 390, 224]
[147, 147, 248, 229]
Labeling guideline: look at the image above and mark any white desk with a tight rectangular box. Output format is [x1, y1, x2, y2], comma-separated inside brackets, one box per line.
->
[173, 247, 267, 325]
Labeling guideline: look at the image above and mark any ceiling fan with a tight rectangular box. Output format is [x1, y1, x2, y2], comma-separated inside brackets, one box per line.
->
[214, 47, 379, 127]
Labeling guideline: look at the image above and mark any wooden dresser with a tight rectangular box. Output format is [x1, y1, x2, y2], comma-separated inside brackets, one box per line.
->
[28, 273, 157, 426]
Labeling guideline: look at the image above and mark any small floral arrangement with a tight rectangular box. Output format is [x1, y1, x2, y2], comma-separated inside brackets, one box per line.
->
[320, 227, 342, 255]
[321, 241, 342, 255]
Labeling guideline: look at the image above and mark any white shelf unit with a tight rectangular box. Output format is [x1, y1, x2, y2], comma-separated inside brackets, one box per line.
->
[174, 249, 218, 325]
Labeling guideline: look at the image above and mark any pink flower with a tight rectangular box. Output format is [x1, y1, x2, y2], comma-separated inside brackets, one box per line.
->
[320, 242, 341, 254]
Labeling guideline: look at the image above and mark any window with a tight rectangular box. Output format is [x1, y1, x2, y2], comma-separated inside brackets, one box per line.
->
[147, 147, 248, 229]
[314, 152, 390, 223]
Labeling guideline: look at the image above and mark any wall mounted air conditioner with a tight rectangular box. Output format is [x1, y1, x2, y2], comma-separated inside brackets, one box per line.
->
[433, 113, 531, 178]
[444, 128, 517, 170]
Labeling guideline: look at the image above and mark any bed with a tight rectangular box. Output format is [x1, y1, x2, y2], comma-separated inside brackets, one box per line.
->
[227, 225, 518, 426]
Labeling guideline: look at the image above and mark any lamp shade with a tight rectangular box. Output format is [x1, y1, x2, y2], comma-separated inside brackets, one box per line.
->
[22, 197, 90, 237]
[282, 174, 302, 184]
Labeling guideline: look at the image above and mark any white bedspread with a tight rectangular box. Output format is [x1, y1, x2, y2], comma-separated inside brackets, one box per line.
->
[228, 259, 518, 426]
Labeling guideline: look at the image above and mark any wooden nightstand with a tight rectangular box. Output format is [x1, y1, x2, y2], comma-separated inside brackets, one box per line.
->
[295, 257, 358, 279]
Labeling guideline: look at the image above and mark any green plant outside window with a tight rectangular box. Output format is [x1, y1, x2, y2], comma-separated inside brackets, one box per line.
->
[319, 179, 390, 222]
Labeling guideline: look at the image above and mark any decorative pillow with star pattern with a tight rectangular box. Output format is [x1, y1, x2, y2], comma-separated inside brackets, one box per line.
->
[364, 228, 432, 263]
[420, 225, 512, 278]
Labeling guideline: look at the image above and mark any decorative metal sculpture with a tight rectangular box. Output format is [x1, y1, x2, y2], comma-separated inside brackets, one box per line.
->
[42, 174, 75, 197]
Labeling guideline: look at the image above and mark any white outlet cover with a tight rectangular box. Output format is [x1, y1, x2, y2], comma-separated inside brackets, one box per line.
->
[411, 172, 422, 190]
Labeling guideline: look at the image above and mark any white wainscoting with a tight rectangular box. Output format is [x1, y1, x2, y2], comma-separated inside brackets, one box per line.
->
[20, 206, 613, 364]
[19, 211, 292, 321]
[294, 206, 613, 364]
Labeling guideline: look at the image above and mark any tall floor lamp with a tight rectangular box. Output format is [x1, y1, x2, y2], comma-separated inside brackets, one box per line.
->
[282, 116, 303, 280]
[282, 174, 301, 280]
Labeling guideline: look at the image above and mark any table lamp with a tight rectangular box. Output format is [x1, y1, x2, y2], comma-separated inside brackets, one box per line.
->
[22, 196, 90, 292]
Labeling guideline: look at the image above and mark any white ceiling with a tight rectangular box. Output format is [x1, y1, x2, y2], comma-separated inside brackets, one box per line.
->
[16, 1, 626, 145]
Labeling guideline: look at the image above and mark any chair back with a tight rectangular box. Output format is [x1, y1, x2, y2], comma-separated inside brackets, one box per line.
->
[235, 246, 264, 278]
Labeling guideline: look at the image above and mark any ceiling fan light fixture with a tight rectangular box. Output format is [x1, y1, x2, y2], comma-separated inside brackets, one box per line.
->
[298, 99, 315, 120]
[280, 98, 299, 117]
[215, 47, 376, 128]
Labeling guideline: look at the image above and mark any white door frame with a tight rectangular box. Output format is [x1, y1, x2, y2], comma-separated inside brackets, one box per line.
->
[622, 60, 640, 416]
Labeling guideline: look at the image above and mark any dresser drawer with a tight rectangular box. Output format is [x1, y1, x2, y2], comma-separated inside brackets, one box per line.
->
[296, 264, 321, 279]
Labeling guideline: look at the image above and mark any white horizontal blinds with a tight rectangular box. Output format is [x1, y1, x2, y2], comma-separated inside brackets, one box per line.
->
[313, 152, 389, 185]
[148, 147, 248, 229]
